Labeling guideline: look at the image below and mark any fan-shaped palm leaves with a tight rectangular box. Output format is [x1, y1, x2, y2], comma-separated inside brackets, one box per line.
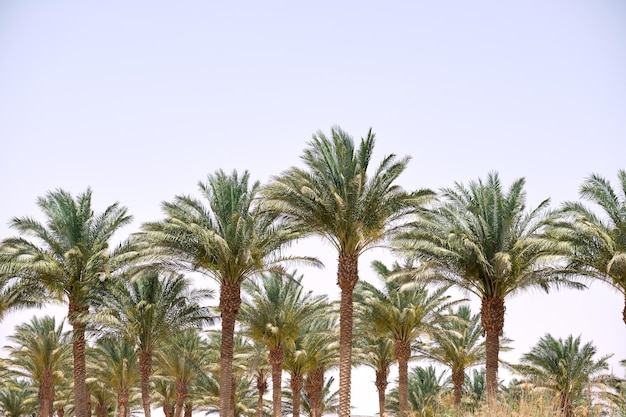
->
[138, 170, 311, 417]
[510, 334, 612, 417]
[0, 189, 135, 417]
[395, 172, 583, 401]
[263, 126, 433, 417]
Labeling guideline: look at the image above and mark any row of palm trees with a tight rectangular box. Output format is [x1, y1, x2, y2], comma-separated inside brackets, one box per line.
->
[1, 126, 625, 417]
[0, 267, 622, 417]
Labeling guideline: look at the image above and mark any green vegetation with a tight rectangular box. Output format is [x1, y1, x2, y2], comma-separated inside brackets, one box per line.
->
[0, 128, 625, 417]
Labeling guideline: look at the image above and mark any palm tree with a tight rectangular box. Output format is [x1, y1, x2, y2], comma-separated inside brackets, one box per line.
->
[240, 271, 328, 417]
[93, 269, 212, 417]
[88, 337, 140, 417]
[394, 172, 583, 401]
[0, 276, 45, 322]
[154, 330, 208, 417]
[355, 260, 456, 417]
[549, 170, 626, 325]
[510, 334, 612, 417]
[353, 332, 394, 417]
[0, 188, 135, 417]
[300, 375, 339, 417]
[388, 366, 448, 417]
[262, 126, 433, 417]
[414, 305, 485, 411]
[4, 315, 71, 417]
[137, 170, 312, 417]
[0, 378, 37, 417]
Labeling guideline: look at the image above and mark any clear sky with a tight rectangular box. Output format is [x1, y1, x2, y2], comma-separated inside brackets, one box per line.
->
[1, 1, 625, 415]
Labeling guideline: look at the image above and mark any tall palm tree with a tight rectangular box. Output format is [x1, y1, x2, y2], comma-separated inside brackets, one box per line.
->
[355, 260, 456, 417]
[414, 305, 485, 411]
[88, 337, 140, 417]
[549, 170, 626, 324]
[0, 188, 135, 417]
[138, 170, 312, 417]
[240, 271, 328, 417]
[510, 334, 612, 417]
[262, 126, 433, 417]
[0, 276, 45, 322]
[395, 172, 583, 401]
[4, 315, 71, 417]
[93, 270, 212, 417]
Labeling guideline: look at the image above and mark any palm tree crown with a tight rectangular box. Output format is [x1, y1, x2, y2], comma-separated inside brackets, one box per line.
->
[394, 172, 582, 401]
[262, 126, 433, 417]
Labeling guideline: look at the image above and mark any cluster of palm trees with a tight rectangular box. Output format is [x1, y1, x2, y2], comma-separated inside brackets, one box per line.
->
[0, 126, 625, 417]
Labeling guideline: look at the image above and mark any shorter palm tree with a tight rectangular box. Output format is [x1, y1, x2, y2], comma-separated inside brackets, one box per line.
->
[510, 333, 612, 417]
[353, 332, 394, 417]
[0, 378, 37, 417]
[388, 366, 449, 417]
[5, 315, 71, 417]
[414, 305, 485, 410]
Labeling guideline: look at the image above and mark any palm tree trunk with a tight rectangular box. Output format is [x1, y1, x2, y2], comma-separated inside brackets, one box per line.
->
[256, 373, 267, 417]
[394, 340, 411, 417]
[290, 373, 303, 417]
[305, 368, 324, 417]
[219, 283, 241, 417]
[118, 388, 129, 417]
[57, 405, 65, 417]
[139, 350, 153, 417]
[69, 299, 89, 417]
[174, 382, 187, 417]
[451, 367, 465, 414]
[375, 369, 388, 417]
[269, 346, 284, 417]
[622, 295, 625, 325]
[40, 369, 54, 417]
[163, 400, 174, 417]
[96, 403, 107, 417]
[184, 402, 192, 417]
[337, 253, 359, 417]
[480, 296, 505, 404]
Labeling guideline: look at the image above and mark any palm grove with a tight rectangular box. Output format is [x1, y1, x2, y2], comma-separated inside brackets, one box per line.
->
[0, 126, 625, 417]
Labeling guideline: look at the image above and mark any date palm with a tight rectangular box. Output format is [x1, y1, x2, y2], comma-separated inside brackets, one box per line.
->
[262, 126, 433, 417]
[4, 315, 71, 417]
[388, 365, 448, 417]
[240, 271, 328, 417]
[510, 334, 612, 417]
[549, 170, 626, 324]
[353, 332, 394, 417]
[355, 260, 456, 417]
[395, 172, 583, 401]
[138, 170, 312, 417]
[0, 378, 37, 417]
[93, 270, 212, 417]
[0, 188, 135, 417]
[414, 305, 485, 411]
[88, 337, 140, 417]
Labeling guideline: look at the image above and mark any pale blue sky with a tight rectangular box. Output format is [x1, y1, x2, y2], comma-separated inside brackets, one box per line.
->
[1, 1, 625, 414]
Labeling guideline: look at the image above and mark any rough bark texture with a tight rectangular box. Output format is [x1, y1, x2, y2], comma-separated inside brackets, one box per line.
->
[219, 283, 241, 417]
[256, 374, 267, 417]
[139, 350, 153, 417]
[57, 405, 65, 417]
[69, 299, 89, 417]
[451, 367, 465, 412]
[290, 373, 303, 417]
[394, 340, 411, 417]
[480, 296, 505, 404]
[184, 402, 192, 417]
[375, 368, 389, 417]
[174, 382, 188, 417]
[269, 346, 285, 417]
[560, 393, 573, 417]
[623, 295, 626, 325]
[337, 253, 358, 417]
[40, 369, 54, 417]
[305, 368, 324, 417]
[95, 403, 107, 417]
[118, 388, 129, 417]
[163, 401, 174, 417]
